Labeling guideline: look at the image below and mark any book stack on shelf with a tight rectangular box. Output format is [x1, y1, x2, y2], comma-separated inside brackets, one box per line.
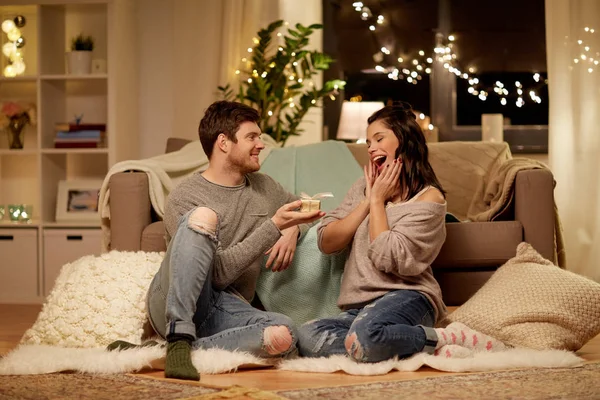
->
[53, 123, 106, 148]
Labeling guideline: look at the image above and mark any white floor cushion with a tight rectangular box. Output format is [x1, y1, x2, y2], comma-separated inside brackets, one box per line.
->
[21, 251, 164, 348]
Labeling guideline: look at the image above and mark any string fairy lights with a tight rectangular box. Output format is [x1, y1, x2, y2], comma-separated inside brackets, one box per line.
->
[2, 15, 27, 77]
[573, 26, 599, 74]
[351, 1, 547, 108]
[233, 21, 324, 111]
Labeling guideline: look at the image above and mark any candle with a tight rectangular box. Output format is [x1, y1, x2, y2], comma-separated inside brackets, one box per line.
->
[481, 114, 504, 142]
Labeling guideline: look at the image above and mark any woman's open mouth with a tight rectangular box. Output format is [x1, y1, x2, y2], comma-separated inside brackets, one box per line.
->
[373, 155, 387, 170]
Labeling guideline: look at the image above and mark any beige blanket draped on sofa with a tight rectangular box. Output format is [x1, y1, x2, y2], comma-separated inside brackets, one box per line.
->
[428, 141, 564, 267]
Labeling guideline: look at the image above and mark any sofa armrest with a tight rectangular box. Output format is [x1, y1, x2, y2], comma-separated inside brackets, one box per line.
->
[514, 168, 556, 263]
[108, 172, 152, 251]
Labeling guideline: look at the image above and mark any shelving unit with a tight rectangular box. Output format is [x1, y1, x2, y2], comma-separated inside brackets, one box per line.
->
[0, 0, 138, 303]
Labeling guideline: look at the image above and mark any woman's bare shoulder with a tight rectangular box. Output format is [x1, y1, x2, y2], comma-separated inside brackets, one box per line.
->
[417, 187, 445, 204]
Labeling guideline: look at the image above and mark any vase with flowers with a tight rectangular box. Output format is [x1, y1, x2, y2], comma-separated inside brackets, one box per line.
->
[0, 101, 36, 149]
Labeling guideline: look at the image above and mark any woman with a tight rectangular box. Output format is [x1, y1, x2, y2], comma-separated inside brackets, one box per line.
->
[297, 102, 505, 362]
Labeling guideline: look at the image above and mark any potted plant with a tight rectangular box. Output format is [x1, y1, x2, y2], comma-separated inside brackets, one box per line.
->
[218, 20, 345, 146]
[66, 33, 94, 75]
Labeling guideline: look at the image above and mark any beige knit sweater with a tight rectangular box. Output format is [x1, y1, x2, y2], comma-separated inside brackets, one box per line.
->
[317, 177, 448, 322]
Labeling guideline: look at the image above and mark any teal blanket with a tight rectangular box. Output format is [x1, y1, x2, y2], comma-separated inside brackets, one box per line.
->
[256, 140, 363, 325]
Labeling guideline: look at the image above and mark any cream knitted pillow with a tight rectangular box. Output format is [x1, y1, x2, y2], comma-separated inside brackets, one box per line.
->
[21, 251, 163, 348]
[448, 243, 600, 351]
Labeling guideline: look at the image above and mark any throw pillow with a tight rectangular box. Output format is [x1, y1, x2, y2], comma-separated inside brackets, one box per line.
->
[21, 251, 163, 348]
[447, 242, 600, 351]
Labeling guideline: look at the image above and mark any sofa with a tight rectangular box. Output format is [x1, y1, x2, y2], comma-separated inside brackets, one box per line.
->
[107, 138, 557, 305]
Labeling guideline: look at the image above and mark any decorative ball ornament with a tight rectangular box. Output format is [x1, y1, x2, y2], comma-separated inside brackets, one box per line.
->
[2, 19, 16, 33]
[7, 28, 21, 42]
[9, 51, 22, 62]
[15, 36, 26, 48]
[4, 64, 17, 78]
[13, 15, 26, 28]
[2, 42, 16, 57]
[12, 60, 25, 75]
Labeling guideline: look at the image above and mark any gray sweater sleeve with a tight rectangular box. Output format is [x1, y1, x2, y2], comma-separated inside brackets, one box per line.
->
[367, 204, 446, 276]
[212, 219, 282, 290]
[211, 175, 291, 290]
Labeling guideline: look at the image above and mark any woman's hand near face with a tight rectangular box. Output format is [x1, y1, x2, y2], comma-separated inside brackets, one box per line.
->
[363, 160, 379, 201]
[370, 159, 402, 204]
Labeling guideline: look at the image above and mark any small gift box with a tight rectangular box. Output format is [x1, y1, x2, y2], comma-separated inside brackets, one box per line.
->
[299, 192, 334, 212]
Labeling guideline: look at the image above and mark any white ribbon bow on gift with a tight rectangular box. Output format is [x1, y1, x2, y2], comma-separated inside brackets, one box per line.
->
[300, 192, 335, 200]
[299, 192, 334, 212]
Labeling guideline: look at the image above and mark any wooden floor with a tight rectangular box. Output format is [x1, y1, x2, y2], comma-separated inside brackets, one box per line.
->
[1, 304, 599, 392]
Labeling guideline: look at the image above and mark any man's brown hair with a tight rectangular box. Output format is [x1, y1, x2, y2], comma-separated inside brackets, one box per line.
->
[198, 101, 260, 159]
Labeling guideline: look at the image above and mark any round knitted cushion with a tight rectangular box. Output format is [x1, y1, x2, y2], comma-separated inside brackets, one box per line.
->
[448, 242, 600, 351]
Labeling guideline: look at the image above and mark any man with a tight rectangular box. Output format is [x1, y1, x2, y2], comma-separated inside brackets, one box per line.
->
[110, 101, 323, 381]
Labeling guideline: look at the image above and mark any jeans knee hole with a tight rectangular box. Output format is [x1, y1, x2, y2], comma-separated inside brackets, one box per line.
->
[345, 334, 364, 361]
[188, 207, 218, 236]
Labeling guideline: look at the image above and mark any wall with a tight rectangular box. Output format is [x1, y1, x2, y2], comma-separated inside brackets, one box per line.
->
[135, 0, 322, 158]
[279, 0, 324, 147]
[137, 0, 218, 158]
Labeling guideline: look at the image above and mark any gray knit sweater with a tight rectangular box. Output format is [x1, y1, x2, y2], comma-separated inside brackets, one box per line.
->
[164, 171, 302, 301]
[317, 177, 448, 322]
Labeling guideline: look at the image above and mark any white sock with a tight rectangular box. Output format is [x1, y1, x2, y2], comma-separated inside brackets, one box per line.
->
[433, 344, 474, 358]
[435, 322, 507, 352]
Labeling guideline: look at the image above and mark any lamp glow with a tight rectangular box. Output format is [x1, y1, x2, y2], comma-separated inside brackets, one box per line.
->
[336, 101, 385, 142]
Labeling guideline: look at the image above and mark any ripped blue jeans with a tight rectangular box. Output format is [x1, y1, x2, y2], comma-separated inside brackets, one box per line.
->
[297, 290, 438, 362]
[147, 207, 297, 358]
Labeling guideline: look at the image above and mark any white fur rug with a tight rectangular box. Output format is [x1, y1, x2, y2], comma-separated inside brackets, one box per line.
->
[1, 251, 585, 377]
[0, 344, 583, 376]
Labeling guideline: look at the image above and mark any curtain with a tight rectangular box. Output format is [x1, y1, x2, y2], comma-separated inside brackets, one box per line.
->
[546, 0, 600, 282]
[219, 1, 280, 87]
[220, 0, 325, 147]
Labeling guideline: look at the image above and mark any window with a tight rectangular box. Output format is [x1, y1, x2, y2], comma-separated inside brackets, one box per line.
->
[344, 72, 431, 116]
[456, 72, 549, 126]
[324, 0, 548, 152]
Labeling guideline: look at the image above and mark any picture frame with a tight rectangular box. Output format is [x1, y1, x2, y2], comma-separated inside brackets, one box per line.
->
[55, 179, 103, 222]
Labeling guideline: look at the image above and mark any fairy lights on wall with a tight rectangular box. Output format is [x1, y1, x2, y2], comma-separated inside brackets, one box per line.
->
[1, 15, 27, 77]
[573, 26, 598, 74]
[351, 1, 548, 108]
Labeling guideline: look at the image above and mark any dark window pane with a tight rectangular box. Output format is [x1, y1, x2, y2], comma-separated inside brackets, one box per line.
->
[345, 72, 431, 116]
[456, 72, 549, 126]
[332, 0, 439, 75]
[449, 0, 547, 126]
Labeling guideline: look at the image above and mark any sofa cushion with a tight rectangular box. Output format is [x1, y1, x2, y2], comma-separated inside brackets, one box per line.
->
[447, 243, 600, 351]
[141, 220, 524, 267]
[433, 221, 523, 268]
[141, 221, 167, 252]
[434, 270, 496, 307]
